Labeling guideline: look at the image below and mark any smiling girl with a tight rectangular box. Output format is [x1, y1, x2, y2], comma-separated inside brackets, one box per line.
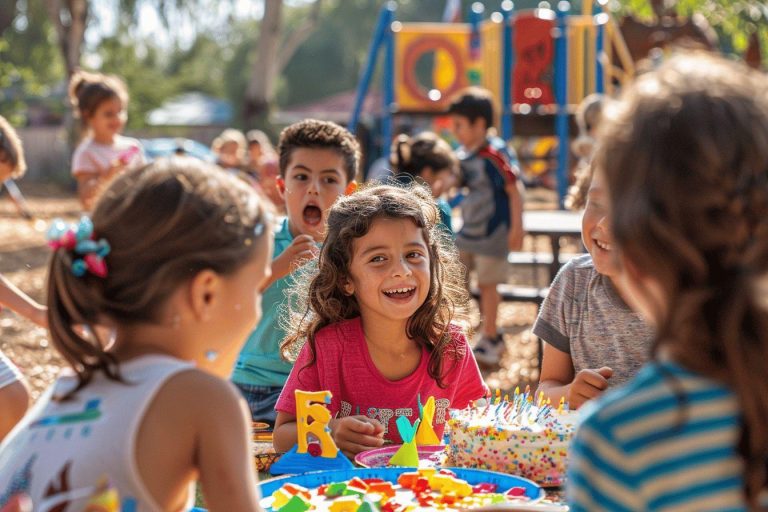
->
[272, 183, 487, 458]
[69, 70, 145, 211]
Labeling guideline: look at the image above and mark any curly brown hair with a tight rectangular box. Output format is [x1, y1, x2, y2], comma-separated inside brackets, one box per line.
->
[281, 183, 470, 388]
[47, 157, 271, 398]
[277, 119, 360, 183]
[595, 52, 768, 505]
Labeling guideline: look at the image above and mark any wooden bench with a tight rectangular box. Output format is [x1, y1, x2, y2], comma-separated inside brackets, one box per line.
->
[470, 284, 549, 306]
[507, 251, 581, 266]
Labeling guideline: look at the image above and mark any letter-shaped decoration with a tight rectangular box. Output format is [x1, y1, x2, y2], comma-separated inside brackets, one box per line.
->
[388, 416, 421, 467]
[295, 390, 338, 458]
[415, 396, 441, 445]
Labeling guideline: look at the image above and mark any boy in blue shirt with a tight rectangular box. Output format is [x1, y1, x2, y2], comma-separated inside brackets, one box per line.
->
[448, 87, 524, 366]
[232, 119, 359, 424]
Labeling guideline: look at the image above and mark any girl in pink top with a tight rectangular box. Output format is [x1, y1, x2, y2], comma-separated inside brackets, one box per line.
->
[274, 183, 488, 458]
[69, 70, 145, 211]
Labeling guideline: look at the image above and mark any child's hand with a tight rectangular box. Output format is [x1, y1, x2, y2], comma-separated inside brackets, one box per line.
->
[270, 234, 318, 282]
[567, 366, 613, 409]
[106, 160, 127, 179]
[330, 415, 385, 458]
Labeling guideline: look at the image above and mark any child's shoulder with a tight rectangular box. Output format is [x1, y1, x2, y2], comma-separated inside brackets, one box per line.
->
[315, 317, 364, 348]
[551, 254, 598, 290]
[476, 143, 508, 165]
[439, 324, 471, 357]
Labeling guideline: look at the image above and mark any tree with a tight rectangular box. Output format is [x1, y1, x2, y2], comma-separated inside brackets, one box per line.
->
[45, 0, 88, 78]
[243, 0, 324, 128]
[617, 0, 768, 64]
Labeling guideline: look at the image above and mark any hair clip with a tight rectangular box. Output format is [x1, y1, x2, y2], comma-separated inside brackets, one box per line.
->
[47, 217, 111, 278]
[254, 222, 265, 237]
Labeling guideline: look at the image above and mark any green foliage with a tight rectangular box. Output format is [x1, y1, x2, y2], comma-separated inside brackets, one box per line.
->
[0, 2, 65, 124]
[614, 0, 768, 59]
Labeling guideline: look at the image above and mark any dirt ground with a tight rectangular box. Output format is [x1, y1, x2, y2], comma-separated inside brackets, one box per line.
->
[0, 184, 576, 400]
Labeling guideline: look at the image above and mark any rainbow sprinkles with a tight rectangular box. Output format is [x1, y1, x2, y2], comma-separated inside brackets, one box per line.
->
[445, 388, 576, 486]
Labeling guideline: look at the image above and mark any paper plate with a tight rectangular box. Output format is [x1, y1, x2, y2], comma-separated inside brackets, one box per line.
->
[354, 444, 446, 468]
[259, 466, 544, 506]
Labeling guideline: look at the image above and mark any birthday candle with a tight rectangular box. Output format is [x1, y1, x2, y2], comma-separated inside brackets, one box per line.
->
[558, 397, 565, 414]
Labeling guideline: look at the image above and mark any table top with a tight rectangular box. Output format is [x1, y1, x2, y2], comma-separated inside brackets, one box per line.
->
[523, 210, 582, 238]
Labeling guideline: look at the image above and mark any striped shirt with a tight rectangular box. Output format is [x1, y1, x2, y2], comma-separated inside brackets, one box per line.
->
[567, 360, 747, 512]
[0, 350, 22, 390]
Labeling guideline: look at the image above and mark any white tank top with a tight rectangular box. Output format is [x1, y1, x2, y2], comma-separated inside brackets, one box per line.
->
[0, 354, 196, 511]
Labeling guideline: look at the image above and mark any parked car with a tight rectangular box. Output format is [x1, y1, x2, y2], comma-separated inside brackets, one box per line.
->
[138, 138, 216, 163]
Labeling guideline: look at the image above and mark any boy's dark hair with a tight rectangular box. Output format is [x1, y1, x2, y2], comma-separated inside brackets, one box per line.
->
[68, 70, 128, 125]
[47, 157, 271, 398]
[0, 116, 27, 178]
[277, 119, 360, 182]
[447, 86, 495, 129]
[281, 183, 470, 388]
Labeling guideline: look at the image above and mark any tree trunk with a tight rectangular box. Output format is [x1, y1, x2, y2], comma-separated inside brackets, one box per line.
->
[243, 0, 323, 128]
[45, 0, 88, 77]
[0, 0, 18, 36]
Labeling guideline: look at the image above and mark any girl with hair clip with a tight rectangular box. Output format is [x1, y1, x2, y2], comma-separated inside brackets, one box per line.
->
[567, 52, 768, 511]
[0, 158, 272, 512]
[390, 132, 459, 233]
[272, 183, 488, 458]
[69, 70, 145, 211]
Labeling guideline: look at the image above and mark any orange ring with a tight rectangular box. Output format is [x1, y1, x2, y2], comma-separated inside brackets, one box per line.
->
[401, 36, 466, 104]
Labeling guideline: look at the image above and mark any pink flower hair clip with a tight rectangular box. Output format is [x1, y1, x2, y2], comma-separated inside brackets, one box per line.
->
[46, 217, 111, 278]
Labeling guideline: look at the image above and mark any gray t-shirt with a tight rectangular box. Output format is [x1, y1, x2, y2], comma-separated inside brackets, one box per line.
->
[532, 254, 653, 387]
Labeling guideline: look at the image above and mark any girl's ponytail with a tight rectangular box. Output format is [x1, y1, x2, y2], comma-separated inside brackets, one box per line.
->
[390, 134, 412, 174]
[47, 242, 120, 399]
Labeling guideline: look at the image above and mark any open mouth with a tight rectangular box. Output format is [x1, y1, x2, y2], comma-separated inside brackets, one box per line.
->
[594, 239, 612, 251]
[383, 287, 416, 299]
[303, 205, 322, 226]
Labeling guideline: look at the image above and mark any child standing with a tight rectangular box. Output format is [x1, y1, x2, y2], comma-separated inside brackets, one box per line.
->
[0, 158, 271, 511]
[232, 119, 359, 425]
[568, 53, 768, 510]
[533, 168, 654, 409]
[273, 184, 488, 458]
[69, 71, 145, 211]
[448, 87, 525, 365]
[390, 131, 459, 232]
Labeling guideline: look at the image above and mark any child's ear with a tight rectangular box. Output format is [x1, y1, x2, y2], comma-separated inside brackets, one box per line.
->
[344, 181, 358, 195]
[276, 176, 286, 199]
[342, 278, 354, 296]
[188, 269, 221, 321]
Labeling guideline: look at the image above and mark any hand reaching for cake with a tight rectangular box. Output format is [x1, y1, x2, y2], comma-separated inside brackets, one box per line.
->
[567, 366, 613, 409]
[330, 415, 385, 458]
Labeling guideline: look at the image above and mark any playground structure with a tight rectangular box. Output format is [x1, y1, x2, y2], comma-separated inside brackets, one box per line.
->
[349, 0, 637, 206]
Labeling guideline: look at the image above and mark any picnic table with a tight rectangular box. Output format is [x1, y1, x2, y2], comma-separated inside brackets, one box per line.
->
[522, 210, 583, 282]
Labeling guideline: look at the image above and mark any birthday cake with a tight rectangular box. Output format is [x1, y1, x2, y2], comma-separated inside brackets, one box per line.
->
[445, 391, 576, 486]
